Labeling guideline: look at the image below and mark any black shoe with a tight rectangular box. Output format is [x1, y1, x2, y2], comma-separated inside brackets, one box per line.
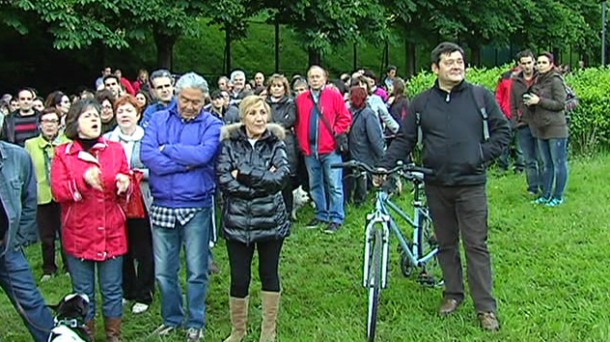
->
[323, 222, 341, 234]
[305, 218, 325, 229]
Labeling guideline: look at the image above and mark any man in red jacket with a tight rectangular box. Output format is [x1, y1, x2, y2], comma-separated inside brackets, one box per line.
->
[495, 65, 524, 172]
[295, 66, 352, 234]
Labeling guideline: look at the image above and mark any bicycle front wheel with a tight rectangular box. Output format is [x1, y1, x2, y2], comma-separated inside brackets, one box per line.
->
[367, 228, 383, 342]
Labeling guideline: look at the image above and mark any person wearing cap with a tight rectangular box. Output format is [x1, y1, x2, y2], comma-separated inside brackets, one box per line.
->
[140, 72, 222, 341]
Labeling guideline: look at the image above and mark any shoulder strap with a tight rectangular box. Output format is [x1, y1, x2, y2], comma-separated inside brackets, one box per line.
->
[470, 85, 490, 142]
[311, 90, 335, 136]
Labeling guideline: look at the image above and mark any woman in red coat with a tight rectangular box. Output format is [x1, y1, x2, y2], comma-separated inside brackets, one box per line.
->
[51, 98, 130, 342]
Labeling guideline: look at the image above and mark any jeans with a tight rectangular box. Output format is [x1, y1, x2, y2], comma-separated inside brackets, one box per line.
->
[425, 184, 497, 313]
[517, 126, 543, 194]
[537, 138, 569, 200]
[0, 248, 54, 342]
[304, 152, 345, 224]
[67, 254, 124, 321]
[498, 129, 524, 171]
[152, 207, 211, 329]
[226, 239, 284, 298]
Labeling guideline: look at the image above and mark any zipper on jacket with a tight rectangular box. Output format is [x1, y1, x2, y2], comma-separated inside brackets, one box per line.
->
[445, 93, 450, 103]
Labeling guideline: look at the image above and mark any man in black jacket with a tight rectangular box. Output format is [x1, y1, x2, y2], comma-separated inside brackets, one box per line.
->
[377, 42, 510, 331]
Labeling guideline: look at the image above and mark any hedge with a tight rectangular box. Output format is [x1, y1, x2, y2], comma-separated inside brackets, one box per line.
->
[405, 67, 610, 155]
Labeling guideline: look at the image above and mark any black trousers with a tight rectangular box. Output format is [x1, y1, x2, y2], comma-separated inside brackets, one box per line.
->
[122, 217, 155, 304]
[281, 176, 299, 218]
[226, 239, 284, 298]
[37, 201, 68, 275]
[425, 184, 497, 313]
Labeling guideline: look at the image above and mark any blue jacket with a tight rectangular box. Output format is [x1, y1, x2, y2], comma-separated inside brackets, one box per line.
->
[140, 102, 222, 208]
[0, 141, 38, 256]
[141, 98, 177, 129]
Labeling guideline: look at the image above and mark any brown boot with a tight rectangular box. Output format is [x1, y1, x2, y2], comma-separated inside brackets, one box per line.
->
[259, 291, 280, 342]
[104, 317, 122, 342]
[223, 296, 249, 342]
[85, 320, 96, 341]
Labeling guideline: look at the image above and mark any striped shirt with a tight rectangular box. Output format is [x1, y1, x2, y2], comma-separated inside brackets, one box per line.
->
[4, 112, 40, 147]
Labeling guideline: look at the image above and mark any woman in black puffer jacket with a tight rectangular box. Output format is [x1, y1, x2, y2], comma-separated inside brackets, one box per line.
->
[216, 95, 290, 342]
[265, 74, 299, 217]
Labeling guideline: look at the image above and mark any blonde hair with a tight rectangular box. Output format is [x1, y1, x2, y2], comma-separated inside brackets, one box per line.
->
[266, 74, 290, 96]
[239, 95, 271, 121]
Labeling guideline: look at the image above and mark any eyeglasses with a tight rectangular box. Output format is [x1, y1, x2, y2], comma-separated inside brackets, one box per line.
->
[41, 119, 59, 124]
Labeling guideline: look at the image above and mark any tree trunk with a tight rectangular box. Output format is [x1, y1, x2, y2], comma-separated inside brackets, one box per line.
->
[225, 27, 232, 74]
[470, 45, 481, 67]
[308, 48, 322, 67]
[406, 41, 416, 77]
[153, 30, 178, 70]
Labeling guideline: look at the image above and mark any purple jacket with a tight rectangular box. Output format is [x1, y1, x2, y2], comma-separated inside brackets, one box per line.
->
[140, 102, 222, 208]
[373, 87, 388, 103]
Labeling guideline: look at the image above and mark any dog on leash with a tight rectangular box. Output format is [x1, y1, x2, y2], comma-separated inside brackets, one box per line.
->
[47, 293, 90, 342]
[291, 185, 312, 221]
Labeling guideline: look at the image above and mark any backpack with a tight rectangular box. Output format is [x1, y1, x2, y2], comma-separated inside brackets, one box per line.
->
[414, 84, 490, 149]
[564, 84, 579, 112]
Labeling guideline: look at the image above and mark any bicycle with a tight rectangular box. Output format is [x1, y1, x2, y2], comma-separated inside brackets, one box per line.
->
[331, 160, 443, 342]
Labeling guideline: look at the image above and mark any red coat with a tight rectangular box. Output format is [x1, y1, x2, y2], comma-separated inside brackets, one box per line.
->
[495, 70, 515, 119]
[295, 87, 352, 156]
[51, 138, 130, 261]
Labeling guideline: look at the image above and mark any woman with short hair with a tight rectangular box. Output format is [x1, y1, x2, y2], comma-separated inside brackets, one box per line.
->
[104, 94, 155, 314]
[217, 95, 290, 342]
[51, 98, 131, 341]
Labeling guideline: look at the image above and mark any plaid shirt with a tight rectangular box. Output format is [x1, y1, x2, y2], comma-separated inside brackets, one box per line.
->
[149, 205, 202, 229]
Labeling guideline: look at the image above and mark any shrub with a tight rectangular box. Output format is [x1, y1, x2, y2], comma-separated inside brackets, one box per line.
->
[405, 66, 610, 155]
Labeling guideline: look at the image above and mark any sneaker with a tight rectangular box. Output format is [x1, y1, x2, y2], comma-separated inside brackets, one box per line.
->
[122, 298, 129, 306]
[132, 302, 149, 314]
[40, 274, 52, 282]
[545, 198, 564, 207]
[531, 196, 549, 204]
[151, 324, 176, 337]
[186, 327, 203, 341]
[323, 222, 341, 234]
[305, 218, 325, 229]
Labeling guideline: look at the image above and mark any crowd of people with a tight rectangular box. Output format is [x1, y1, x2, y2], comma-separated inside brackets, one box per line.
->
[0, 41, 572, 341]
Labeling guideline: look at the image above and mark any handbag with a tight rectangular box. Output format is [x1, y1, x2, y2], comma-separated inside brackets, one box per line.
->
[123, 170, 146, 219]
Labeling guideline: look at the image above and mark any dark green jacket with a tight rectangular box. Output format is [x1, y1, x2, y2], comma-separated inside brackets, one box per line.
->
[529, 70, 568, 139]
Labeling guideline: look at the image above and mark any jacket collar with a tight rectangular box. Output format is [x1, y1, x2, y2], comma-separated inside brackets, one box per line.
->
[35, 134, 64, 149]
[433, 79, 468, 94]
[65, 138, 109, 155]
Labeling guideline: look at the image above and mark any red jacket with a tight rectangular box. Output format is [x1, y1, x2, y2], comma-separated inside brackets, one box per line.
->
[295, 87, 352, 156]
[51, 139, 130, 261]
[120, 77, 136, 95]
[495, 70, 516, 119]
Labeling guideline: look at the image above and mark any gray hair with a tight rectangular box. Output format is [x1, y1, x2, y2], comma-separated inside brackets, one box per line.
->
[150, 69, 173, 82]
[175, 72, 209, 95]
[230, 70, 245, 82]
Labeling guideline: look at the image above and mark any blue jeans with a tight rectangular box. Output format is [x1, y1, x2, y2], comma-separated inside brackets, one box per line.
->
[152, 208, 211, 329]
[0, 248, 54, 342]
[498, 129, 524, 171]
[517, 126, 543, 194]
[537, 138, 569, 200]
[304, 152, 345, 224]
[67, 255, 123, 321]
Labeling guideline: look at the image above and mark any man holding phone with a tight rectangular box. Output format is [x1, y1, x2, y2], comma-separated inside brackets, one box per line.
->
[510, 50, 542, 196]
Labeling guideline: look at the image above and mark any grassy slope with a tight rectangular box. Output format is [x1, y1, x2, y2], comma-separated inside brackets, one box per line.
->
[1, 154, 610, 341]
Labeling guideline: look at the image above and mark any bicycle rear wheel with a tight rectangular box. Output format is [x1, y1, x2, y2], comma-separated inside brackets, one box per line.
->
[367, 228, 383, 342]
[417, 213, 444, 287]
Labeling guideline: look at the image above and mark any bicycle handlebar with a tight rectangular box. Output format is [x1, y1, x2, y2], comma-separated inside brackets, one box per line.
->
[330, 160, 433, 177]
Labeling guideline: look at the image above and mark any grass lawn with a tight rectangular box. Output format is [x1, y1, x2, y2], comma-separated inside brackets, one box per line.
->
[1, 154, 610, 341]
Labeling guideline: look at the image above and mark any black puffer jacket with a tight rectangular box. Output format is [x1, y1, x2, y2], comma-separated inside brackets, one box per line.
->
[216, 123, 291, 244]
[267, 96, 298, 176]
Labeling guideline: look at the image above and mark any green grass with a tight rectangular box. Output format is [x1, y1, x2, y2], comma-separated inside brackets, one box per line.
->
[2, 154, 610, 341]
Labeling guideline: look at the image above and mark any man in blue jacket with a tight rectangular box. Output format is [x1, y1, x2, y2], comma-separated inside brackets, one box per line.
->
[141, 72, 222, 342]
[0, 140, 54, 341]
[141, 69, 177, 129]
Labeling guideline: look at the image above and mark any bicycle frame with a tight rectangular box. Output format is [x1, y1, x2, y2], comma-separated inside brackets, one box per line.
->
[362, 180, 438, 290]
